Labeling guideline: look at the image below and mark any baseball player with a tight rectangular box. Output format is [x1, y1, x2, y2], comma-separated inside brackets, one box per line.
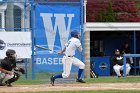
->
[121, 42, 133, 64]
[0, 49, 25, 87]
[112, 49, 131, 77]
[50, 30, 85, 86]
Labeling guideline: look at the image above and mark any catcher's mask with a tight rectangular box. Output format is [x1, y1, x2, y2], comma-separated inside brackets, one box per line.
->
[6, 49, 17, 60]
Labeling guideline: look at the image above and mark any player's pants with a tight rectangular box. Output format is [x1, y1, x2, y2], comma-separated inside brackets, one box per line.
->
[113, 63, 131, 76]
[0, 71, 14, 81]
[61, 56, 85, 78]
[0, 71, 20, 84]
[123, 53, 133, 64]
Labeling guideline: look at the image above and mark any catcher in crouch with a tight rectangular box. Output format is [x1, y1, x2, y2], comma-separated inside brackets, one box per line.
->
[0, 49, 25, 87]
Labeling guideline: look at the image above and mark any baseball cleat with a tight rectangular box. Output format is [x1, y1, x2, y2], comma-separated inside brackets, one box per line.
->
[50, 76, 55, 86]
[5, 81, 12, 87]
[76, 78, 86, 83]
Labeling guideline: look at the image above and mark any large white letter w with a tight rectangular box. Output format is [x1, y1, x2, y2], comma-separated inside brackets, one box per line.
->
[40, 13, 74, 50]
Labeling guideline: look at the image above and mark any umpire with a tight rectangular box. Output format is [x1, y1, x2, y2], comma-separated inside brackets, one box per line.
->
[0, 49, 25, 87]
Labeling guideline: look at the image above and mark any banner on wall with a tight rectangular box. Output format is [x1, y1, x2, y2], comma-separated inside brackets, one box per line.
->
[35, 4, 81, 72]
[0, 32, 31, 58]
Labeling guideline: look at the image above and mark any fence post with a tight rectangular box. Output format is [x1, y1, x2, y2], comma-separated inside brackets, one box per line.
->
[24, 58, 28, 80]
[84, 31, 90, 78]
[134, 31, 136, 75]
[123, 54, 126, 77]
[31, 0, 35, 80]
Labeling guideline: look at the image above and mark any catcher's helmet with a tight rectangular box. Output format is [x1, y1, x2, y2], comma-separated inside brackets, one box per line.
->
[71, 30, 80, 37]
[6, 49, 16, 57]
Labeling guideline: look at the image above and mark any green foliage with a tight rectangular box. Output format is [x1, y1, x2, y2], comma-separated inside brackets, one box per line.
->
[136, 3, 140, 9]
[97, 0, 116, 22]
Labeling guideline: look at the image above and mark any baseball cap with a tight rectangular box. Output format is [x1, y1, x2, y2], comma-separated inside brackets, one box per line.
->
[115, 49, 120, 52]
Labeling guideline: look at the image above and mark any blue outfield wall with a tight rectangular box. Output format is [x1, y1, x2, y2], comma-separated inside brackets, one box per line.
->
[35, 4, 83, 72]
[91, 57, 110, 76]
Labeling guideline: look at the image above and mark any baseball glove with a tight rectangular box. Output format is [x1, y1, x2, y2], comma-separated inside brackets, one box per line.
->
[19, 68, 25, 74]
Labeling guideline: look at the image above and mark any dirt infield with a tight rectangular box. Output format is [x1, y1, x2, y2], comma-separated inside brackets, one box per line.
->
[0, 83, 140, 92]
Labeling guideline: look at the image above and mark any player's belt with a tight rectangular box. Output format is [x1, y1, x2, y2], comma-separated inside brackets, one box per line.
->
[68, 55, 74, 57]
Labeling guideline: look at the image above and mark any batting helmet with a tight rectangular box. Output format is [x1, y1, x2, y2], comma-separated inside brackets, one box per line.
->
[6, 49, 16, 57]
[71, 30, 80, 37]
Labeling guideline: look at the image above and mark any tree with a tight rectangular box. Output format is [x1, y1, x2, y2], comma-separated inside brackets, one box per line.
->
[97, 0, 116, 22]
[86, 0, 140, 22]
[112, 0, 140, 22]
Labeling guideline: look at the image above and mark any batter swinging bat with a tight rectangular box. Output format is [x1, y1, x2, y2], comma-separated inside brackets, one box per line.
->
[36, 45, 58, 53]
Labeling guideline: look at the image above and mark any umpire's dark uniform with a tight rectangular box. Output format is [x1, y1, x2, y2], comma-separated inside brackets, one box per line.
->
[0, 49, 20, 87]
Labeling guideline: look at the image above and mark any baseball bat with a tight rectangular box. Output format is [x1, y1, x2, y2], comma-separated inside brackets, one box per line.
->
[90, 71, 94, 78]
[35, 45, 58, 53]
[91, 71, 97, 78]
[90, 69, 97, 78]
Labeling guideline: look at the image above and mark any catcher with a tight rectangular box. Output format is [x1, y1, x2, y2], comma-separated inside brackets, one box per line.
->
[0, 49, 25, 87]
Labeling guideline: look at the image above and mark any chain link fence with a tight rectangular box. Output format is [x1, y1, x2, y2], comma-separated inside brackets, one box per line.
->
[0, 0, 32, 81]
[33, 0, 83, 83]
[0, 0, 83, 84]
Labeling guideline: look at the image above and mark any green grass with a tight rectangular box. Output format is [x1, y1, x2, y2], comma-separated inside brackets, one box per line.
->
[9, 76, 140, 93]
[15, 79, 45, 85]
[85, 76, 140, 83]
[14, 76, 140, 85]
[13, 90, 140, 93]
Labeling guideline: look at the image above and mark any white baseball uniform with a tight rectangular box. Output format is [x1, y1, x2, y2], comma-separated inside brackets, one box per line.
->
[113, 56, 131, 76]
[113, 63, 131, 76]
[62, 37, 85, 78]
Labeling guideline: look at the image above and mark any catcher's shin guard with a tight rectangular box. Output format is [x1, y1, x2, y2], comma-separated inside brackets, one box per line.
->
[0, 78, 5, 86]
[5, 72, 20, 86]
